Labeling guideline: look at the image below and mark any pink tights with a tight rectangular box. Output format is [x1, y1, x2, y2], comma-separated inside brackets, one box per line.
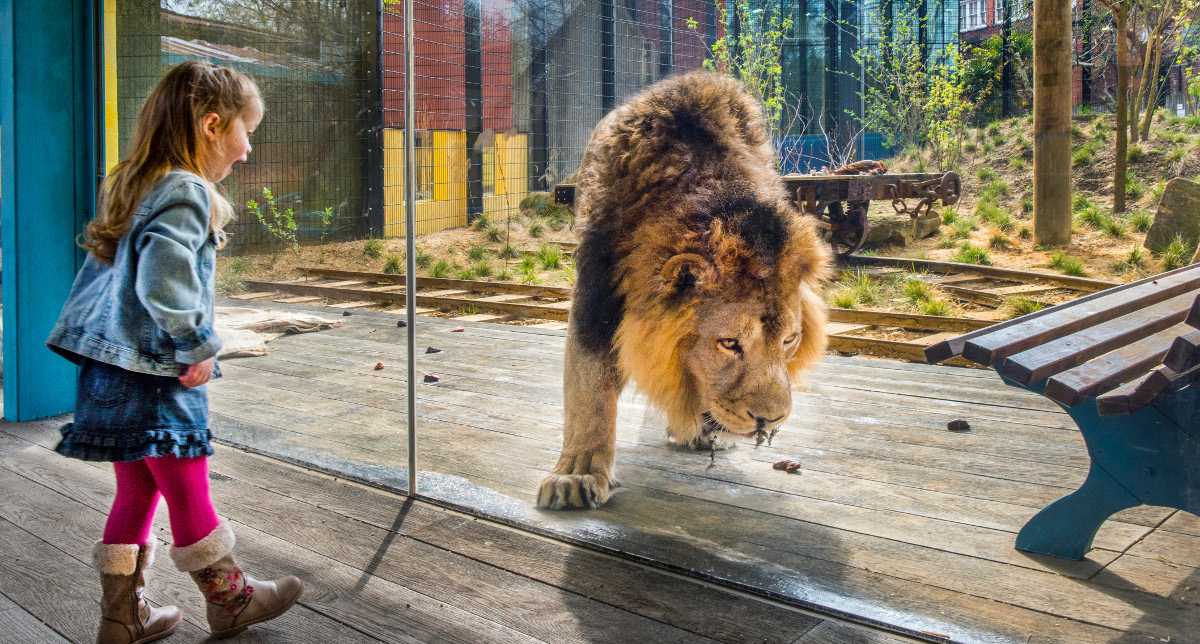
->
[103, 455, 220, 548]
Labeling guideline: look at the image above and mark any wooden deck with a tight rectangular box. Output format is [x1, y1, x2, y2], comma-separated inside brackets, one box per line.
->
[0, 416, 905, 643]
[6, 299, 1197, 642]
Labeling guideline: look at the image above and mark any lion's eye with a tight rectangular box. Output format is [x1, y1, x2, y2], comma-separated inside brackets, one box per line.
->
[717, 338, 742, 353]
[783, 333, 798, 345]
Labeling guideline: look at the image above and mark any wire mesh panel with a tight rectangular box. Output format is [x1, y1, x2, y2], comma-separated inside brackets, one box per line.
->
[380, 0, 719, 238]
[116, 1, 381, 255]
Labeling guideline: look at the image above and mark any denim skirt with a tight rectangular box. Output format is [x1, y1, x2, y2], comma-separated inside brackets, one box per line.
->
[55, 358, 215, 462]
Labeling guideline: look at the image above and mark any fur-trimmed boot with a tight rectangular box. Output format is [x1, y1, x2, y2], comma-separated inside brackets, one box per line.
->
[93, 540, 182, 644]
[169, 519, 304, 640]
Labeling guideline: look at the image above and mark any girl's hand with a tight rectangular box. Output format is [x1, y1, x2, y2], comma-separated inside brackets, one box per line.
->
[179, 357, 214, 387]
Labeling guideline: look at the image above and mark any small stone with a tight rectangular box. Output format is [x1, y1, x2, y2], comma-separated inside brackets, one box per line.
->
[397, 320, 407, 328]
[948, 419, 970, 431]
[450, 326, 465, 332]
[342, 311, 352, 316]
[423, 374, 440, 383]
[425, 347, 442, 354]
[773, 459, 802, 473]
[374, 362, 385, 370]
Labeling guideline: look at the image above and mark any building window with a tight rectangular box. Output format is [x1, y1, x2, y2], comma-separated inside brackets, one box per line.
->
[960, 0, 985, 30]
[995, 0, 1028, 23]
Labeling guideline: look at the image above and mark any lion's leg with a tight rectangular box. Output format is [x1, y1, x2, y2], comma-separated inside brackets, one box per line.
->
[536, 334, 625, 509]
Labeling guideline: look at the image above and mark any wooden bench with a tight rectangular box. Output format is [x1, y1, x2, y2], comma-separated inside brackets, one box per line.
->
[925, 263, 1200, 560]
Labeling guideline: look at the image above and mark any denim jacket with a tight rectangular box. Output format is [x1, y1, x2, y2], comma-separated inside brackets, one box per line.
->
[47, 170, 222, 376]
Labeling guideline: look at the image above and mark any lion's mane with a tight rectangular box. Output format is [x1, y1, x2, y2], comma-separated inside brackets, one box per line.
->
[570, 72, 829, 437]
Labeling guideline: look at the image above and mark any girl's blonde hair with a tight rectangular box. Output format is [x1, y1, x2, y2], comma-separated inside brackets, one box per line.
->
[86, 61, 261, 263]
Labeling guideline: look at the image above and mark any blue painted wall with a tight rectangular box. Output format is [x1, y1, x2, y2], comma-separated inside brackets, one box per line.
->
[777, 133, 895, 175]
[1, 0, 95, 420]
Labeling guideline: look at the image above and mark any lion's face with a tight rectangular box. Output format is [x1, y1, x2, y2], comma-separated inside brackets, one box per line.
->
[684, 295, 799, 442]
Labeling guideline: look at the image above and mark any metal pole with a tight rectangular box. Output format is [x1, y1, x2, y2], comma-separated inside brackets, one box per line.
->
[402, 0, 418, 496]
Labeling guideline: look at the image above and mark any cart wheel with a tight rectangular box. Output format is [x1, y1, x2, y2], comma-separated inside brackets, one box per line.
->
[828, 201, 869, 258]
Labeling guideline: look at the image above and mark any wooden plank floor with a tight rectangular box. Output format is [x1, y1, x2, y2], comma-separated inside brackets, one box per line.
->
[194, 303, 1200, 644]
[0, 415, 909, 644]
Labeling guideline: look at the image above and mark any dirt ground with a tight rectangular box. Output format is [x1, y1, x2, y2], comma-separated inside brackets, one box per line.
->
[220, 111, 1200, 310]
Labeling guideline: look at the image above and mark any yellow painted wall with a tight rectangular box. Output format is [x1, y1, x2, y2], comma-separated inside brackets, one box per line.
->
[483, 131, 529, 216]
[105, 0, 118, 172]
[383, 128, 528, 238]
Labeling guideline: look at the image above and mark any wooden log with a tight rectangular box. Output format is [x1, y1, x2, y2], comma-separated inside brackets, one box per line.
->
[303, 268, 573, 298]
[1163, 329, 1200, 373]
[998, 290, 1199, 385]
[1043, 322, 1193, 407]
[924, 264, 1200, 365]
[827, 308, 994, 332]
[848, 256, 1118, 292]
[244, 281, 569, 321]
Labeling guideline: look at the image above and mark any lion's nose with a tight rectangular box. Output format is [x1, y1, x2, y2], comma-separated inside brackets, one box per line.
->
[749, 412, 785, 431]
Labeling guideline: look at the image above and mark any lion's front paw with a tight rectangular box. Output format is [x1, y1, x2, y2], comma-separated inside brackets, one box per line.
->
[536, 473, 614, 510]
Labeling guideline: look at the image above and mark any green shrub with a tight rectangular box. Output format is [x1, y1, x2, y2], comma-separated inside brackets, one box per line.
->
[942, 208, 958, 225]
[951, 218, 978, 239]
[1018, 225, 1032, 239]
[987, 124, 1001, 138]
[901, 279, 934, 304]
[1072, 193, 1093, 212]
[977, 167, 998, 182]
[1009, 157, 1028, 170]
[1169, 148, 1187, 163]
[830, 287, 858, 309]
[537, 243, 563, 270]
[989, 231, 1010, 249]
[528, 221, 545, 238]
[919, 298, 952, 316]
[1126, 170, 1145, 200]
[954, 242, 992, 265]
[517, 254, 538, 273]
[1114, 247, 1146, 273]
[1100, 217, 1127, 238]
[1151, 181, 1166, 203]
[1049, 251, 1087, 276]
[472, 260, 493, 277]
[1075, 206, 1106, 229]
[1127, 145, 1145, 162]
[496, 268, 513, 281]
[467, 243, 488, 262]
[1021, 197, 1034, 213]
[362, 238, 385, 259]
[472, 213, 490, 230]
[845, 271, 881, 305]
[1130, 211, 1153, 232]
[1160, 234, 1191, 271]
[1005, 297, 1045, 319]
[485, 224, 504, 243]
[382, 253, 403, 274]
[498, 243, 520, 259]
[415, 247, 435, 268]
[979, 180, 1009, 202]
[455, 267, 476, 280]
[429, 259, 452, 278]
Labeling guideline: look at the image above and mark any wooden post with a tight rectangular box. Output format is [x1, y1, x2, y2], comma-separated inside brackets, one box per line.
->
[1033, 0, 1072, 246]
[1112, 1, 1130, 213]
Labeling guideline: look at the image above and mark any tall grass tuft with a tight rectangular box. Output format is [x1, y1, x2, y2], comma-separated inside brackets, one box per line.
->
[1049, 251, 1087, 276]
[954, 242, 992, 265]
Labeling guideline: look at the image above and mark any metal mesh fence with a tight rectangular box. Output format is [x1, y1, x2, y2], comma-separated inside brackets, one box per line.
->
[114, 0, 957, 254]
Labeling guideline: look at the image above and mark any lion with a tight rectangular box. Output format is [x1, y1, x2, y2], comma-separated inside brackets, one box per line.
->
[535, 72, 829, 510]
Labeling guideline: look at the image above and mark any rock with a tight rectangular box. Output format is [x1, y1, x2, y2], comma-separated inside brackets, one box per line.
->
[1145, 178, 1200, 253]
[450, 326, 465, 332]
[425, 347, 442, 354]
[423, 374, 440, 383]
[342, 311, 352, 316]
[397, 320, 407, 328]
[374, 362, 385, 370]
[947, 419, 970, 432]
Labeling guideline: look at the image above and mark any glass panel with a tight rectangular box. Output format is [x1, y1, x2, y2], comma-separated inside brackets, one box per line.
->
[116, 0, 412, 487]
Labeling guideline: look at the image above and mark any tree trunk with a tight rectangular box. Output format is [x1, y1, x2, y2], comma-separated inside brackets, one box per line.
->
[1130, 37, 1145, 143]
[1114, 5, 1130, 213]
[1033, 0, 1073, 245]
[1140, 32, 1164, 139]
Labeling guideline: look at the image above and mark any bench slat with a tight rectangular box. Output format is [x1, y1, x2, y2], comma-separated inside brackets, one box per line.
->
[1164, 329, 1200, 373]
[924, 264, 1200, 365]
[999, 290, 1200, 385]
[1043, 322, 1194, 408]
[1096, 363, 1200, 416]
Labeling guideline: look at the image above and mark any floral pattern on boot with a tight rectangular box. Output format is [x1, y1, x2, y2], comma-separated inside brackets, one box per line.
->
[196, 563, 254, 615]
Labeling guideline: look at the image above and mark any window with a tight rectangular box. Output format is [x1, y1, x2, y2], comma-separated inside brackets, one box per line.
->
[960, 0, 985, 30]
[995, 0, 1028, 23]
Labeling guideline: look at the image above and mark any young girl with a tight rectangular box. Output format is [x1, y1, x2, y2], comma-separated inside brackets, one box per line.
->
[47, 61, 303, 643]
